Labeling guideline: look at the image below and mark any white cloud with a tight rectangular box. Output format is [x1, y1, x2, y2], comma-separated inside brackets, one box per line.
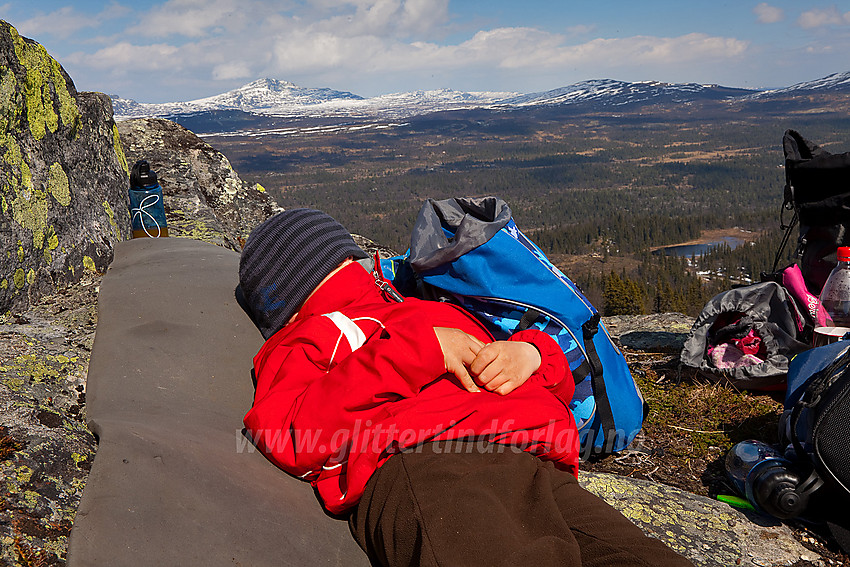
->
[98, 2, 133, 20]
[212, 62, 253, 80]
[16, 7, 98, 40]
[57, 1, 753, 100]
[308, 0, 449, 39]
[68, 42, 181, 72]
[14, 3, 132, 40]
[445, 29, 748, 70]
[125, 0, 258, 38]
[754, 3, 784, 24]
[798, 6, 850, 29]
[256, 25, 750, 95]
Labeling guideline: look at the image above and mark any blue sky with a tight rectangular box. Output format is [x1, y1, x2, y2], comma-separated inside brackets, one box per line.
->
[2, 1, 849, 103]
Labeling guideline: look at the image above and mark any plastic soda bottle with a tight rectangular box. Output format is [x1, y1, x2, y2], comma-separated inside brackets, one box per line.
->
[725, 440, 808, 519]
[814, 246, 850, 345]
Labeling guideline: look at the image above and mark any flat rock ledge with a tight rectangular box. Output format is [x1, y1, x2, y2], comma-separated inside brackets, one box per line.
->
[581, 471, 822, 567]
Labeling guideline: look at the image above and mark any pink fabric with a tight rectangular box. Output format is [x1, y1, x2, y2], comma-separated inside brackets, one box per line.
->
[709, 343, 764, 369]
[783, 263, 829, 327]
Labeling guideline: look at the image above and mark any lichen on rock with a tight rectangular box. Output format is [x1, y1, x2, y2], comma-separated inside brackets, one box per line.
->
[8, 24, 79, 141]
[580, 471, 821, 567]
[0, 20, 131, 314]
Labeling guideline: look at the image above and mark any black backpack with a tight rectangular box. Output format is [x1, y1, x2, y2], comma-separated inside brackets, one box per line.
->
[780, 340, 850, 554]
[771, 130, 850, 294]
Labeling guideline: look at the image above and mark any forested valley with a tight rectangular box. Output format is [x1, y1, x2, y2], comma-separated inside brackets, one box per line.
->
[206, 103, 850, 317]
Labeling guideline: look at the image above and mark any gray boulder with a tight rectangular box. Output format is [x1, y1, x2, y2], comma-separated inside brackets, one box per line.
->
[116, 117, 281, 251]
[0, 20, 131, 313]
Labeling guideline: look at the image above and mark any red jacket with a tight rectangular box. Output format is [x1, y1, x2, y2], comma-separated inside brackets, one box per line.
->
[244, 262, 579, 514]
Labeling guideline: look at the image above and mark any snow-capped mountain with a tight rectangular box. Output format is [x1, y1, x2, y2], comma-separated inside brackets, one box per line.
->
[112, 80, 516, 120]
[747, 71, 850, 98]
[111, 72, 849, 121]
[501, 79, 755, 107]
[112, 78, 364, 118]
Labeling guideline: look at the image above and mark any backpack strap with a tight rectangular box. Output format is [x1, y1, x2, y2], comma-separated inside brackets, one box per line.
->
[769, 166, 799, 275]
[582, 313, 618, 454]
[513, 307, 590, 386]
[514, 307, 542, 332]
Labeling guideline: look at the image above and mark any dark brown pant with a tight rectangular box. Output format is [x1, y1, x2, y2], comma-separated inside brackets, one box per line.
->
[350, 442, 694, 567]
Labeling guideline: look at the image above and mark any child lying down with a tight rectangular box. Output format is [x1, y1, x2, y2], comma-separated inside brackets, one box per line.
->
[237, 208, 694, 567]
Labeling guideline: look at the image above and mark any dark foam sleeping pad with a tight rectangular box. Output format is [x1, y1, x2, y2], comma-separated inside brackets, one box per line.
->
[67, 238, 368, 566]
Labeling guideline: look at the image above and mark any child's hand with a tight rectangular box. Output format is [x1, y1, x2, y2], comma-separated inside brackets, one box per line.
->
[470, 341, 541, 396]
[433, 327, 485, 393]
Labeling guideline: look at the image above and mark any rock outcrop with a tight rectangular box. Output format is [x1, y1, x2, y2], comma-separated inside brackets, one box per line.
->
[116, 118, 280, 251]
[581, 472, 819, 567]
[0, 21, 130, 314]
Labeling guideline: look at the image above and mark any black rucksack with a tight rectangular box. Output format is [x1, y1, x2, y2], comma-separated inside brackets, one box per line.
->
[780, 340, 850, 553]
[771, 130, 850, 294]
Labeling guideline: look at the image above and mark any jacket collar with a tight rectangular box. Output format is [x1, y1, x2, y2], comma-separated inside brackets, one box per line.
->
[295, 261, 381, 320]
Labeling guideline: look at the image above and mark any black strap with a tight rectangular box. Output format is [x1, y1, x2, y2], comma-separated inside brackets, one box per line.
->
[514, 308, 542, 333]
[582, 313, 617, 455]
[771, 168, 799, 274]
[515, 307, 588, 385]
[789, 400, 808, 459]
[771, 209, 798, 274]
[572, 359, 591, 386]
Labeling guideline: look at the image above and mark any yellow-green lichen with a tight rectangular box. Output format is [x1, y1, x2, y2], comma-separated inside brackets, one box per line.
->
[43, 225, 59, 263]
[26, 268, 35, 285]
[255, 183, 266, 193]
[9, 25, 80, 140]
[82, 255, 96, 273]
[16, 465, 34, 484]
[5, 134, 50, 250]
[113, 123, 129, 176]
[13, 268, 25, 289]
[22, 489, 40, 508]
[164, 210, 226, 244]
[47, 162, 70, 206]
[102, 200, 119, 237]
[1, 353, 80, 390]
[0, 63, 20, 133]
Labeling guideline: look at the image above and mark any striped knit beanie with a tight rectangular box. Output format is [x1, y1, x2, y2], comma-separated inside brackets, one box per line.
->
[238, 209, 367, 339]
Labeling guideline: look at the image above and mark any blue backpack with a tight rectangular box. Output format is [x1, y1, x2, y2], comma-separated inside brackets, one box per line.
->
[381, 197, 646, 457]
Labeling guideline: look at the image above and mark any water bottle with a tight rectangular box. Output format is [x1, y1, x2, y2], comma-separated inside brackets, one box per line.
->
[725, 440, 808, 519]
[129, 160, 169, 238]
[814, 246, 850, 346]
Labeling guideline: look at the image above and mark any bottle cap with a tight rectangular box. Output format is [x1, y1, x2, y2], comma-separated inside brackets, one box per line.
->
[131, 160, 158, 189]
[839, 247, 850, 262]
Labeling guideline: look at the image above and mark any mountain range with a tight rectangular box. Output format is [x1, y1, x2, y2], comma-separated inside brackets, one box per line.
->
[111, 71, 850, 123]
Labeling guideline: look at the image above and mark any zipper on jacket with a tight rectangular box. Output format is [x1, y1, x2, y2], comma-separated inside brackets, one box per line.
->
[372, 267, 405, 303]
